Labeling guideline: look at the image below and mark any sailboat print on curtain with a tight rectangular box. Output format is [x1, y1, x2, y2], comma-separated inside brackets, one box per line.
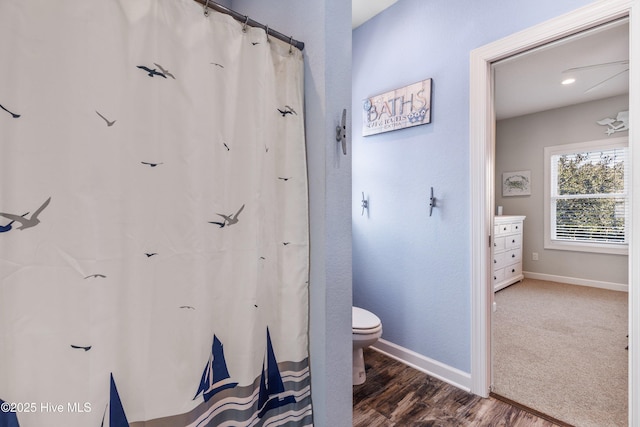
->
[0, 399, 20, 427]
[108, 374, 129, 427]
[193, 335, 238, 402]
[257, 328, 296, 419]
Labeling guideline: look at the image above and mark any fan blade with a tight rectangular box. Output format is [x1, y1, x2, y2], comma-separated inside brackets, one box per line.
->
[584, 68, 629, 93]
[562, 60, 629, 74]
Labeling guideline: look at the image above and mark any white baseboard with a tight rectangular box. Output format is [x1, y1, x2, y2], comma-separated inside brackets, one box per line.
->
[370, 338, 471, 392]
[523, 271, 628, 292]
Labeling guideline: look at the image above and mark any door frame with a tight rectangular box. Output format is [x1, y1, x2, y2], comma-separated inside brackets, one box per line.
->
[469, 0, 639, 425]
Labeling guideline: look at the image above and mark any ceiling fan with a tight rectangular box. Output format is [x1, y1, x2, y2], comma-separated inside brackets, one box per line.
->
[562, 59, 629, 93]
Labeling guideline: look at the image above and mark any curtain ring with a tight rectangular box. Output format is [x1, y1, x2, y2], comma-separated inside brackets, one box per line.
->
[242, 15, 249, 32]
[265, 25, 270, 43]
[289, 36, 294, 54]
[203, 0, 210, 17]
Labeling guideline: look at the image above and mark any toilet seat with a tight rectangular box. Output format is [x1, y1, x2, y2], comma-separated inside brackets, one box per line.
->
[353, 306, 381, 334]
[352, 306, 383, 385]
[353, 324, 382, 335]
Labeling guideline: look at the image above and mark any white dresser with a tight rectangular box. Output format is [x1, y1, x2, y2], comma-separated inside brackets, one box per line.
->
[492, 215, 525, 292]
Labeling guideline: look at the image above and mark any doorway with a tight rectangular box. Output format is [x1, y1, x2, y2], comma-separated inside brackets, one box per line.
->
[490, 20, 629, 425]
[469, 1, 639, 426]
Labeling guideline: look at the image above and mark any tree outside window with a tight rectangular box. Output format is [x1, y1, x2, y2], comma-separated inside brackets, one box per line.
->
[544, 137, 629, 255]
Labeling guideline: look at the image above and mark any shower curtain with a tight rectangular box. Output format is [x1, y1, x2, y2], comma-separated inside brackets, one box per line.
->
[0, 1, 311, 426]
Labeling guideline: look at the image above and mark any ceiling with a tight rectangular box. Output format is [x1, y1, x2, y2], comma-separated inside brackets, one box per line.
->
[494, 19, 629, 120]
[352, 0, 398, 29]
[352, 4, 629, 121]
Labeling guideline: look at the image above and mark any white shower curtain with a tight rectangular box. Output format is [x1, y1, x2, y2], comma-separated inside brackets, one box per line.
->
[0, 1, 311, 426]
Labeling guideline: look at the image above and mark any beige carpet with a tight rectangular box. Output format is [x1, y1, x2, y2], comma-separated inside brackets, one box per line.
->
[492, 279, 628, 427]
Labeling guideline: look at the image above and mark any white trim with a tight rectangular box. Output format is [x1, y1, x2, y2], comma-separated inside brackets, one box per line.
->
[628, 2, 640, 425]
[470, 1, 638, 425]
[370, 339, 472, 392]
[523, 271, 628, 292]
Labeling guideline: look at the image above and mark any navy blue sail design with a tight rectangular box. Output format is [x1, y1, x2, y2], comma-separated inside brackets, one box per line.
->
[109, 374, 129, 427]
[194, 335, 238, 402]
[257, 328, 296, 418]
[0, 399, 20, 427]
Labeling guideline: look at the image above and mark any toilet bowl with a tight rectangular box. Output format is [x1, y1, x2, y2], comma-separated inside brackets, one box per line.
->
[352, 306, 382, 385]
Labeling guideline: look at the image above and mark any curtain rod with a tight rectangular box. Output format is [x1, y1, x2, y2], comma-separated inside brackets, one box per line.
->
[193, 0, 305, 51]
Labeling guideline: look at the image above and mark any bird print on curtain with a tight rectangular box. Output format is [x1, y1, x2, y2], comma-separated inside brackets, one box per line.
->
[0, 198, 51, 231]
[0, 1, 311, 426]
[0, 103, 20, 118]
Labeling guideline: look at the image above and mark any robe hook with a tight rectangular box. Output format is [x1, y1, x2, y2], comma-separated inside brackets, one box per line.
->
[361, 192, 369, 216]
[429, 187, 437, 216]
[335, 108, 347, 155]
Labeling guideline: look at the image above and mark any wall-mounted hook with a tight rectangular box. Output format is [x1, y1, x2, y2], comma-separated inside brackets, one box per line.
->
[361, 192, 369, 216]
[429, 187, 437, 216]
[335, 109, 347, 155]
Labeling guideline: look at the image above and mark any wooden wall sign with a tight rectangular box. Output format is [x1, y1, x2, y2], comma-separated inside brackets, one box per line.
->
[362, 79, 432, 136]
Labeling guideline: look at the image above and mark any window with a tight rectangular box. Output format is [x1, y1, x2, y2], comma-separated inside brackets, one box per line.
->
[544, 137, 629, 255]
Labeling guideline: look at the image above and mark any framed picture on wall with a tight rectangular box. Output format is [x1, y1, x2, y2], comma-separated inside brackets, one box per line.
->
[502, 170, 531, 196]
[362, 78, 432, 136]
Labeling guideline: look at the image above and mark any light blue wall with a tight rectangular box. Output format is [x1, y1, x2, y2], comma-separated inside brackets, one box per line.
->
[352, 0, 594, 373]
[231, 1, 353, 426]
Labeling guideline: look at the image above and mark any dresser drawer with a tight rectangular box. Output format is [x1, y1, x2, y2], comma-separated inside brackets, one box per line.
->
[494, 224, 511, 235]
[505, 234, 522, 249]
[493, 236, 506, 251]
[493, 252, 506, 269]
[505, 249, 521, 263]
[504, 262, 522, 279]
[493, 268, 505, 284]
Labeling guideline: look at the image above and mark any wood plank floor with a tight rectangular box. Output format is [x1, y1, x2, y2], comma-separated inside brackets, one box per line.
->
[353, 349, 566, 427]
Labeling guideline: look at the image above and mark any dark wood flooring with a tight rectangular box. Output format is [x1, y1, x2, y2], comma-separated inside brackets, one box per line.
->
[353, 349, 566, 427]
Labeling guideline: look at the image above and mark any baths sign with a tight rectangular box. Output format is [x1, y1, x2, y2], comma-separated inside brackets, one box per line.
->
[362, 79, 432, 136]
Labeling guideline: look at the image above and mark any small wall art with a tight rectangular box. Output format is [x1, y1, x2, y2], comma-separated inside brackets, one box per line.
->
[596, 110, 629, 136]
[362, 78, 432, 136]
[502, 170, 531, 196]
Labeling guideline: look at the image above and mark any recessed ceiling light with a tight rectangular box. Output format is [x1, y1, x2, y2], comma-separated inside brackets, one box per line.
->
[561, 78, 576, 85]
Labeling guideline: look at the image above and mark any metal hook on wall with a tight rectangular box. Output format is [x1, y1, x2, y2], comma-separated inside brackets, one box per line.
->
[429, 187, 437, 216]
[361, 192, 369, 216]
[335, 109, 347, 155]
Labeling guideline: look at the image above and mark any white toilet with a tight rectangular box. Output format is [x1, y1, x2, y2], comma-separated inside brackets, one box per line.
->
[352, 306, 382, 385]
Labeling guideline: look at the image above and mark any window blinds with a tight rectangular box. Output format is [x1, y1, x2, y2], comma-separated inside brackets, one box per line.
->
[550, 145, 629, 244]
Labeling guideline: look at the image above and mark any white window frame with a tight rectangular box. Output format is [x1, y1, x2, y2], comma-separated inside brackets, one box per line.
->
[544, 136, 629, 255]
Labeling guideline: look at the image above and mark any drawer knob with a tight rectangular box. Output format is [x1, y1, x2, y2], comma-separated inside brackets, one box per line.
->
[494, 260, 497, 264]
[511, 269, 515, 273]
[512, 254, 515, 258]
[512, 239, 516, 243]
